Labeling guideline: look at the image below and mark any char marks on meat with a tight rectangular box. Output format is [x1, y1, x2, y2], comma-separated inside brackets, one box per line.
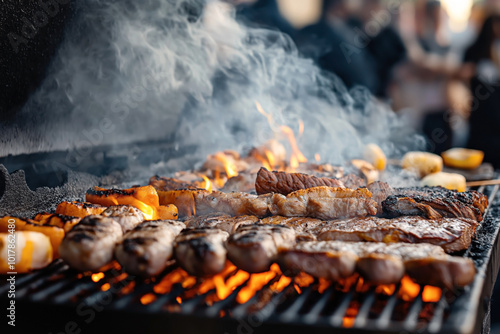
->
[317, 216, 478, 253]
[226, 224, 296, 273]
[255, 167, 344, 195]
[59, 215, 123, 271]
[115, 220, 185, 277]
[174, 228, 229, 277]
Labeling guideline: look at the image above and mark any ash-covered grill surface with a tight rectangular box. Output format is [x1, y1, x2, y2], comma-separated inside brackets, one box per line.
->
[1, 169, 499, 334]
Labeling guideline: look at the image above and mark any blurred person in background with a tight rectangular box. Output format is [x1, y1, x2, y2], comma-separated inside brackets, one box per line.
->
[234, 0, 296, 38]
[294, 0, 379, 93]
[346, 0, 407, 98]
[463, 14, 500, 167]
[389, 0, 468, 154]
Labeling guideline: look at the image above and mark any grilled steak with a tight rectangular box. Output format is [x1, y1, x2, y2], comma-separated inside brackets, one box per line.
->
[226, 224, 296, 273]
[368, 182, 488, 221]
[195, 191, 271, 217]
[255, 167, 344, 195]
[279, 241, 475, 288]
[115, 220, 185, 277]
[183, 213, 259, 234]
[174, 228, 229, 277]
[195, 187, 377, 220]
[270, 187, 377, 220]
[100, 205, 145, 233]
[383, 195, 483, 221]
[59, 215, 123, 271]
[317, 216, 477, 253]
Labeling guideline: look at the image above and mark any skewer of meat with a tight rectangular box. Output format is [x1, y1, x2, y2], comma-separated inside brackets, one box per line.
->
[59, 215, 123, 271]
[115, 220, 185, 277]
[174, 228, 229, 277]
[278, 241, 475, 288]
[226, 224, 296, 273]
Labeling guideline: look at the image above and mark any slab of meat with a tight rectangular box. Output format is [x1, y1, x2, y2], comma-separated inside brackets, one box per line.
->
[59, 215, 123, 271]
[195, 191, 272, 217]
[317, 216, 477, 253]
[383, 195, 483, 221]
[255, 167, 344, 195]
[183, 213, 259, 234]
[367, 182, 488, 221]
[278, 241, 475, 288]
[226, 224, 296, 273]
[100, 205, 145, 233]
[270, 187, 377, 220]
[174, 228, 229, 277]
[115, 220, 185, 277]
[195, 187, 377, 220]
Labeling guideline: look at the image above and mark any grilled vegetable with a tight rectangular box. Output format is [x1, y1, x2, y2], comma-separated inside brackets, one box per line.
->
[363, 143, 387, 171]
[0, 231, 53, 274]
[421, 172, 467, 192]
[351, 159, 379, 184]
[56, 201, 107, 218]
[86, 185, 178, 220]
[441, 148, 484, 170]
[0, 216, 64, 257]
[401, 151, 443, 178]
[33, 213, 81, 232]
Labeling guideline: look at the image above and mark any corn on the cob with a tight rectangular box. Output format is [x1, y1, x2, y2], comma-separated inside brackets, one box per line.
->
[0, 231, 53, 274]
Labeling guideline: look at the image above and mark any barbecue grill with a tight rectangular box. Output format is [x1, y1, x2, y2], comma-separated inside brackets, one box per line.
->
[1, 149, 499, 334]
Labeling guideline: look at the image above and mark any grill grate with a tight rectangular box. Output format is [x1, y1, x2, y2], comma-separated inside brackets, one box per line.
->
[1, 184, 499, 334]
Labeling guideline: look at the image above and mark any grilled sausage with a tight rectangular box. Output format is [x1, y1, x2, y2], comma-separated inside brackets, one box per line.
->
[59, 215, 122, 271]
[100, 205, 145, 233]
[174, 228, 229, 277]
[115, 220, 185, 277]
[226, 224, 296, 273]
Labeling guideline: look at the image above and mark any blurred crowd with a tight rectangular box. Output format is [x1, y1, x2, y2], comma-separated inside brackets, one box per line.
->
[230, 0, 500, 167]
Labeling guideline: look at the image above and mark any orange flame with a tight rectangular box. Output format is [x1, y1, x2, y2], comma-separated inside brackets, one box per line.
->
[399, 276, 421, 301]
[235, 264, 283, 304]
[154, 268, 189, 294]
[91, 272, 105, 283]
[343, 304, 359, 328]
[422, 285, 442, 302]
[375, 284, 396, 296]
[201, 175, 212, 192]
[140, 293, 157, 305]
[315, 153, 321, 163]
[298, 120, 304, 137]
[280, 125, 307, 170]
[101, 283, 111, 291]
[256, 101, 276, 131]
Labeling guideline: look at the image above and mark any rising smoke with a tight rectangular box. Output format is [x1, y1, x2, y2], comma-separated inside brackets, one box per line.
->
[1, 0, 424, 165]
